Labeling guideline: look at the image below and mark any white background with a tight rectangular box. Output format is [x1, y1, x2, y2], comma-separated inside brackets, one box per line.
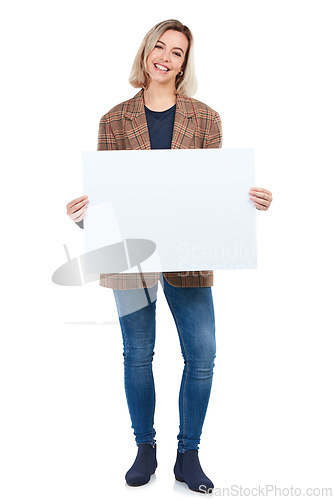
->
[1, 0, 332, 498]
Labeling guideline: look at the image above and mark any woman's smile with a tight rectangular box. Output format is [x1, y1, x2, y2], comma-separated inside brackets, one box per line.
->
[154, 63, 170, 73]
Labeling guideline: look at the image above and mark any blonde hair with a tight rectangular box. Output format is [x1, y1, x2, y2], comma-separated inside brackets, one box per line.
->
[128, 19, 198, 97]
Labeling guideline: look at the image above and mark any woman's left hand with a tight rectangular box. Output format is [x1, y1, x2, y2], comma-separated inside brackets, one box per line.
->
[249, 187, 273, 211]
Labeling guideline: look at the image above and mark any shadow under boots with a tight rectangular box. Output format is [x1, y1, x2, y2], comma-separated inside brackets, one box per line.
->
[125, 442, 157, 487]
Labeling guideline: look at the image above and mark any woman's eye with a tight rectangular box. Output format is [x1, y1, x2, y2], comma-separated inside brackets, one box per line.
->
[155, 45, 181, 57]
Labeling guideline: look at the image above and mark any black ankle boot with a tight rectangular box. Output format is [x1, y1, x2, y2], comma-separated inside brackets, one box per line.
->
[174, 449, 214, 493]
[125, 442, 157, 486]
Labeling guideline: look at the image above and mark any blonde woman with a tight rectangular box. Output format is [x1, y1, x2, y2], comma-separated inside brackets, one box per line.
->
[66, 19, 273, 493]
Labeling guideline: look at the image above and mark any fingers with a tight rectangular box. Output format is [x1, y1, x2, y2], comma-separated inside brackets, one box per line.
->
[249, 187, 273, 211]
[254, 202, 267, 210]
[66, 196, 89, 215]
[249, 189, 271, 201]
[250, 195, 270, 207]
[71, 205, 87, 222]
[250, 196, 270, 210]
[249, 187, 272, 196]
[66, 195, 89, 221]
[66, 195, 88, 211]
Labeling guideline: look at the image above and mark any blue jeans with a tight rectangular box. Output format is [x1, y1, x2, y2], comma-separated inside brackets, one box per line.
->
[113, 273, 216, 452]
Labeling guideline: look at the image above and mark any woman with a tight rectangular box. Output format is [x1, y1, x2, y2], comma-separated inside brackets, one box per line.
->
[66, 19, 273, 493]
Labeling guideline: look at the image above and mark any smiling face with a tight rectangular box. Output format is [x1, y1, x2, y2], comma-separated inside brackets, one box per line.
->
[146, 29, 189, 88]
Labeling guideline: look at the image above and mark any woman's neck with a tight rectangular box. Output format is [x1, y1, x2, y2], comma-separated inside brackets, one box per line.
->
[143, 83, 177, 111]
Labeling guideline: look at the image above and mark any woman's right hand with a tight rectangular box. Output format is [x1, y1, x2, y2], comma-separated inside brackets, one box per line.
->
[66, 195, 89, 223]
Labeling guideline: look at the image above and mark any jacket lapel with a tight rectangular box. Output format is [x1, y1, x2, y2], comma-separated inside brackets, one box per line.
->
[124, 88, 195, 150]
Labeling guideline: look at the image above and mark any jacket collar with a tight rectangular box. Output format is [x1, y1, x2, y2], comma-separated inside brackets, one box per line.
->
[123, 88, 195, 150]
[124, 88, 195, 119]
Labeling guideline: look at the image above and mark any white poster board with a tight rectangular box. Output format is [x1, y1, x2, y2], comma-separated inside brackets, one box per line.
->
[82, 149, 257, 274]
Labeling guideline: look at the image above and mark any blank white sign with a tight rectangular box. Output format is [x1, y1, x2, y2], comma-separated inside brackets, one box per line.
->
[82, 149, 257, 274]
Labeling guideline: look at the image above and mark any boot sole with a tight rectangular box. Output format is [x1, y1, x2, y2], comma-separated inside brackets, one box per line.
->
[175, 474, 213, 494]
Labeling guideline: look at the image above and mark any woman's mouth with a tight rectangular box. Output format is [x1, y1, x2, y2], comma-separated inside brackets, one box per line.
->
[154, 63, 170, 73]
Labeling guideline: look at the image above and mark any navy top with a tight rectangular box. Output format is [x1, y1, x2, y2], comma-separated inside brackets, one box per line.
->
[144, 104, 176, 149]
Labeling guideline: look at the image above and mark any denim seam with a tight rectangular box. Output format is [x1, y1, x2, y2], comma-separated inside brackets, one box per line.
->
[162, 286, 189, 452]
[117, 292, 156, 446]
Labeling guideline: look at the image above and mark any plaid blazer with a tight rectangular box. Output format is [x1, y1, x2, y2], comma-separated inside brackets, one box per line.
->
[79, 88, 222, 290]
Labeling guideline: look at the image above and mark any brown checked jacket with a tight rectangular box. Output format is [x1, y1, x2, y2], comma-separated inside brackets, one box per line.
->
[77, 87, 222, 290]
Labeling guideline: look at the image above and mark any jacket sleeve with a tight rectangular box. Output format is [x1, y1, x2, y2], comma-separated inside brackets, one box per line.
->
[75, 115, 115, 229]
[97, 114, 116, 150]
[206, 112, 223, 149]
